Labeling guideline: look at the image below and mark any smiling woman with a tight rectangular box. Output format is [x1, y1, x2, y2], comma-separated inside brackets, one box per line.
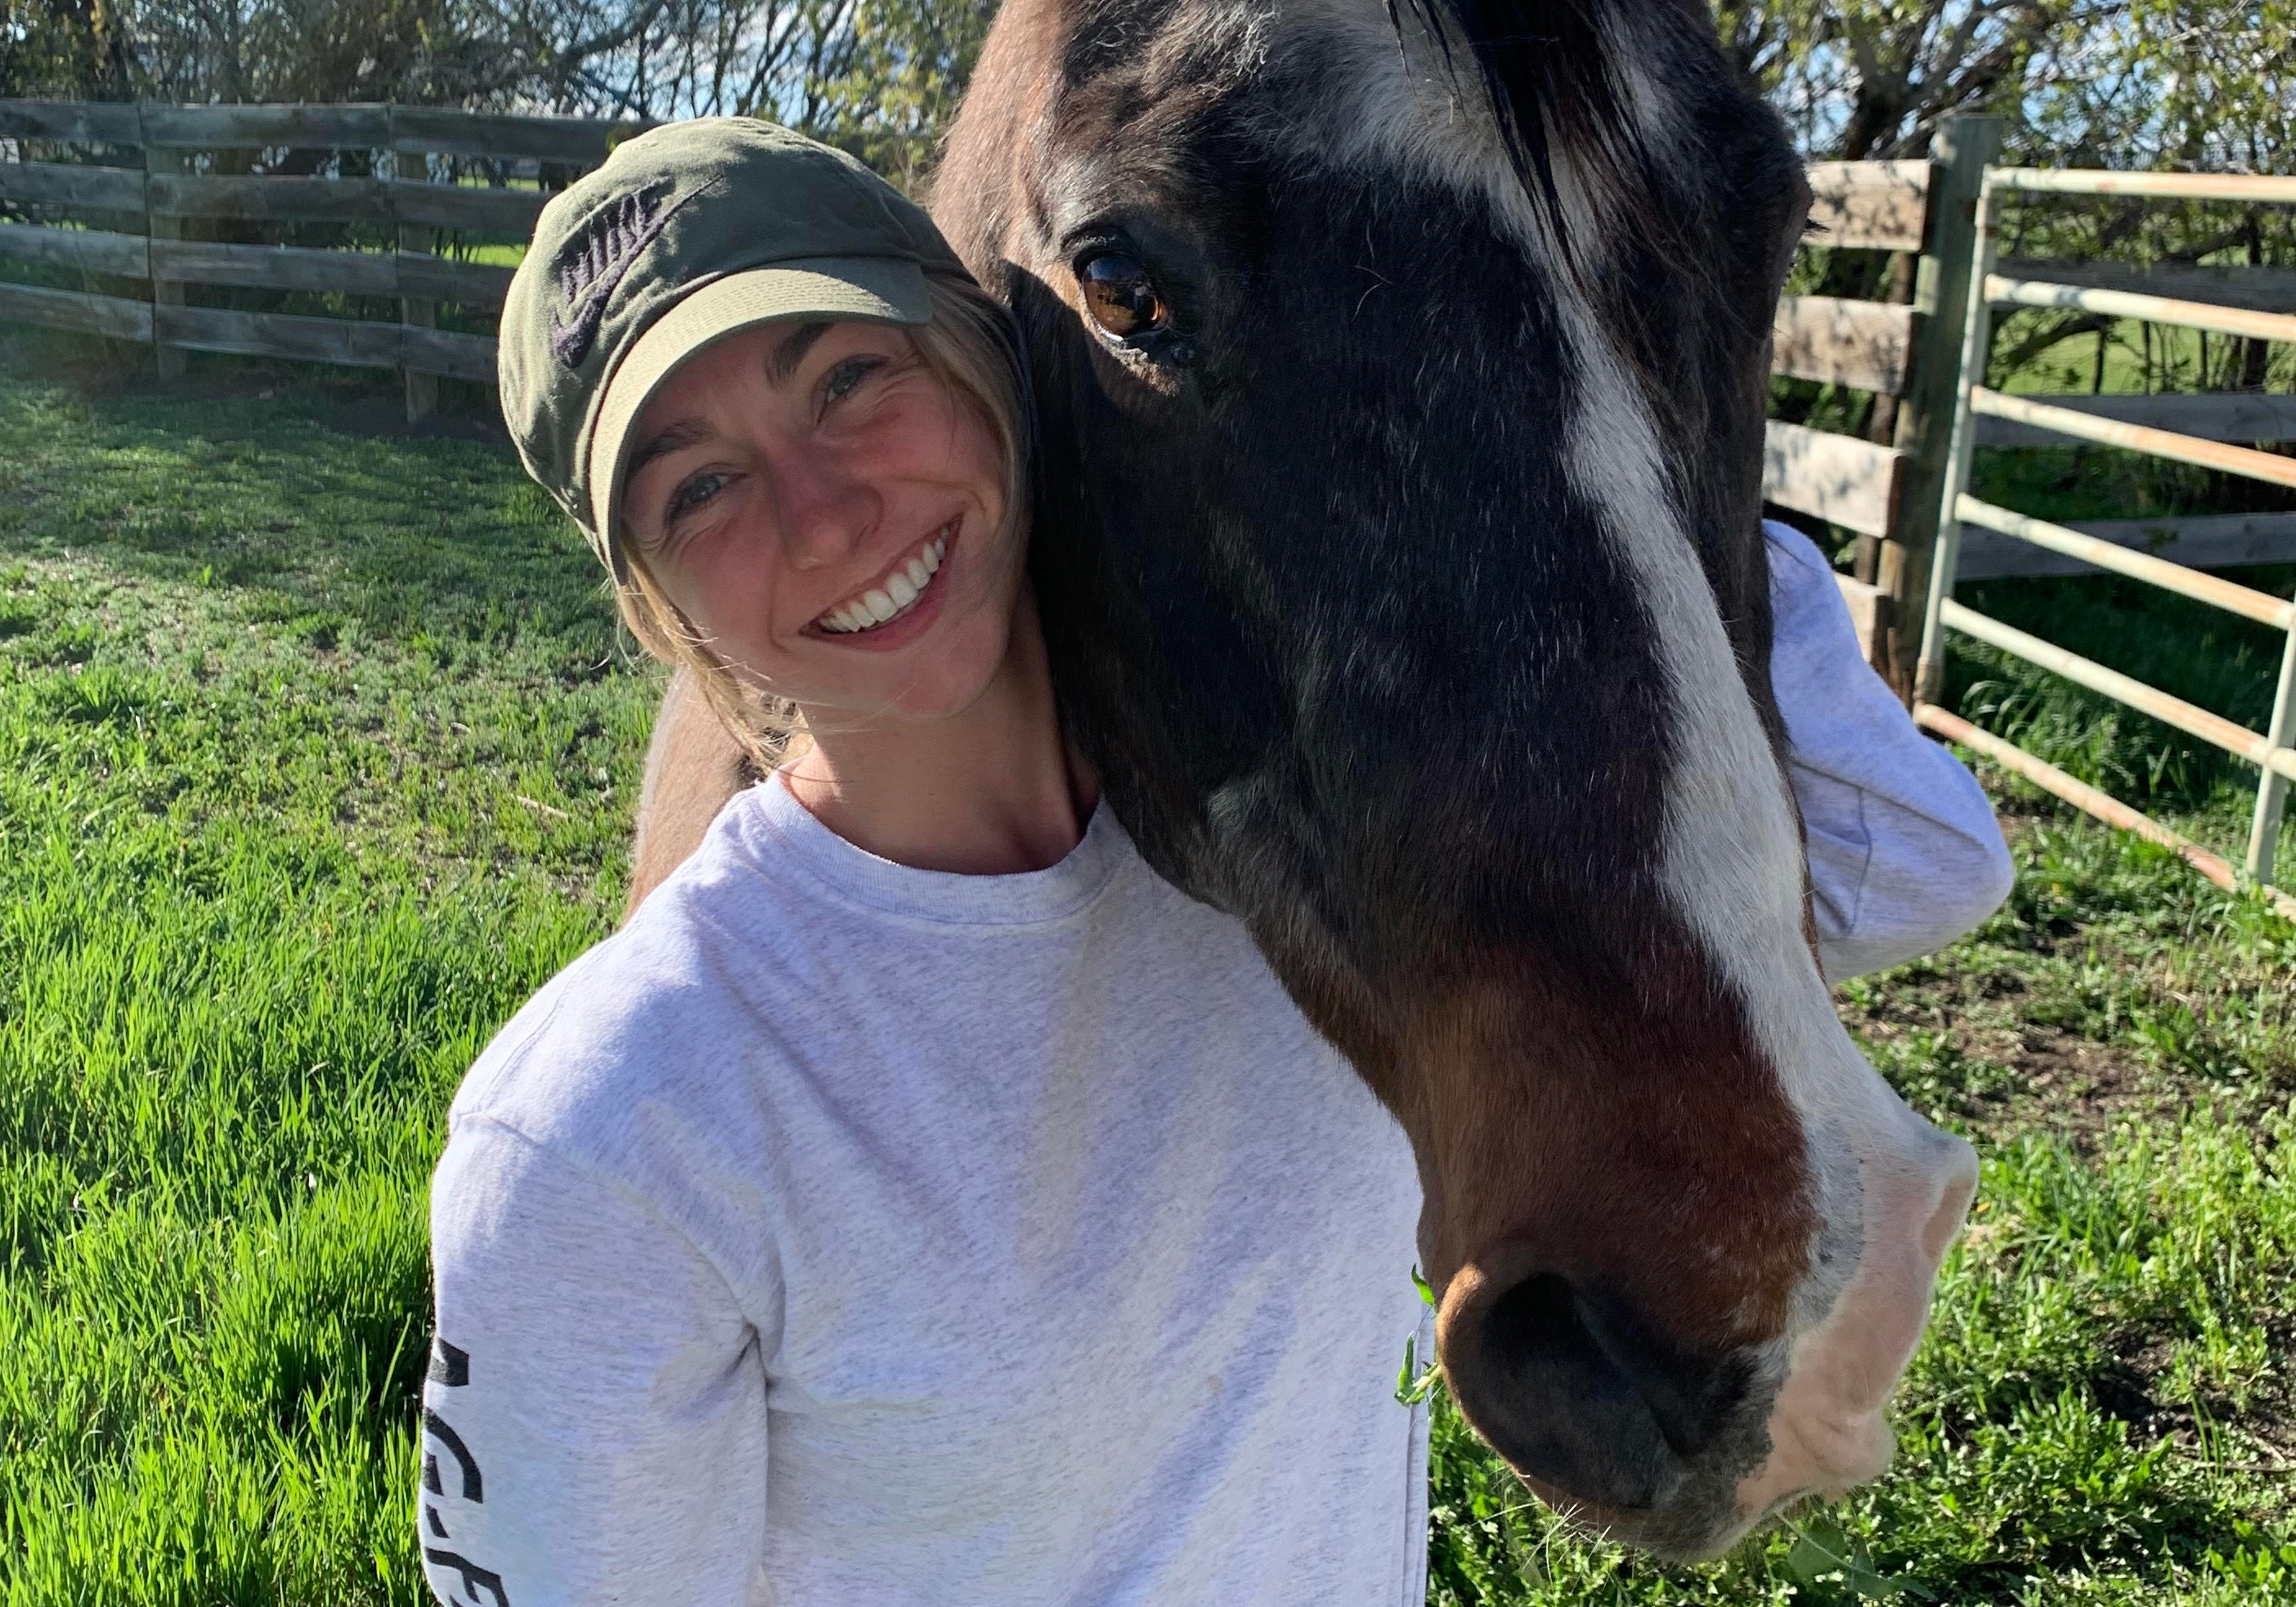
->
[612, 281, 1035, 758]
[430, 118, 1447, 1607]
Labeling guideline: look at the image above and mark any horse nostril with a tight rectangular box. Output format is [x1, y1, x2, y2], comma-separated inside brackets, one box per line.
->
[1441, 1259, 1736, 1515]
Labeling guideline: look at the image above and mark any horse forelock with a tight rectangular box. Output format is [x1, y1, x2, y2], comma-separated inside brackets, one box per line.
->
[1187, 0, 1823, 1062]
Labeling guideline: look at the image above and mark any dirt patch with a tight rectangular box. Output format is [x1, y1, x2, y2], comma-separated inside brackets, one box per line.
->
[2094, 1318, 2296, 1474]
[1840, 981, 2182, 1153]
[1975, 1027, 2182, 1151]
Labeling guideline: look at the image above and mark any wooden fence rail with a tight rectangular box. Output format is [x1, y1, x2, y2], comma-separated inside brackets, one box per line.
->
[2, 100, 2291, 577]
[1756, 118, 2296, 689]
[0, 99, 648, 415]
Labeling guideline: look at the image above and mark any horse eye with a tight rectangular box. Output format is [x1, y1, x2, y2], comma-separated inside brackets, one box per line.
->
[1078, 253, 1168, 340]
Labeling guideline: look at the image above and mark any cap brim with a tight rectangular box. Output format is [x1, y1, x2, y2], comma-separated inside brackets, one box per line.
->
[588, 256, 935, 576]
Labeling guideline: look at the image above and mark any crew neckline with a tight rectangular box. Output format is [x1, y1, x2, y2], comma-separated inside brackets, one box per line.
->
[727, 770, 1131, 927]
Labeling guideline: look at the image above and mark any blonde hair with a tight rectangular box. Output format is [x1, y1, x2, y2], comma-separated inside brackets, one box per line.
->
[612, 273, 1034, 774]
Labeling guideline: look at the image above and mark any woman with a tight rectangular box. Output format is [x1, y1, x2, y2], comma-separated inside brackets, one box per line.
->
[422, 118, 2010, 1607]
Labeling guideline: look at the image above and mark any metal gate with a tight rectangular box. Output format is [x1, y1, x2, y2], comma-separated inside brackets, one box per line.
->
[1912, 166, 2296, 919]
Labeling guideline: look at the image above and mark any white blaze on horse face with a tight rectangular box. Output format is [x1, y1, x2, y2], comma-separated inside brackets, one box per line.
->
[1552, 280, 1974, 1546]
[1265, 0, 1979, 1541]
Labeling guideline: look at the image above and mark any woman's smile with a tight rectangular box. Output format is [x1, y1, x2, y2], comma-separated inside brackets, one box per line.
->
[811, 518, 956, 645]
[616, 315, 1022, 721]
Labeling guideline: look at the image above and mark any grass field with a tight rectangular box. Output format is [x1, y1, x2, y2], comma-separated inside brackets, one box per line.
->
[2, 333, 2293, 1605]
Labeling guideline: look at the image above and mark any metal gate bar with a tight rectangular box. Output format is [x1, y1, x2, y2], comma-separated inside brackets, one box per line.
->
[1919, 707, 2296, 922]
[1915, 165, 2296, 895]
[1971, 388, 2296, 489]
[1984, 276, 2296, 346]
[1980, 169, 2296, 203]
[1939, 599, 2288, 765]
[1953, 496, 2296, 624]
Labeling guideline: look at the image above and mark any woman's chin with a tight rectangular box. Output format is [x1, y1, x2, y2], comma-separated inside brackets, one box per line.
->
[796, 648, 1011, 730]
[774, 577, 1025, 730]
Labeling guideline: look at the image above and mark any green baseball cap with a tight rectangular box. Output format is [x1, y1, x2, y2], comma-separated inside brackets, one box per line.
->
[498, 117, 967, 579]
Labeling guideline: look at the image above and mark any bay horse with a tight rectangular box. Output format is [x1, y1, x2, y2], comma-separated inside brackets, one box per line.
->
[624, 0, 1979, 1561]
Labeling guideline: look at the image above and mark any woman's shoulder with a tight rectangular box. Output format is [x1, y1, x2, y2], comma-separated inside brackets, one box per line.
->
[446, 796, 811, 1160]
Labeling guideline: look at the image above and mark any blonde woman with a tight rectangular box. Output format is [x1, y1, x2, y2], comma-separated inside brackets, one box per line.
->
[419, 118, 2010, 1606]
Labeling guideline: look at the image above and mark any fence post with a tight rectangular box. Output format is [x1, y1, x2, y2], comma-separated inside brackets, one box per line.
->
[1881, 113, 2003, 704]
[139, 105, 186, 380]
[1913, 177, 2004, 707]
[392, 110, 439, 423]
[2249, 629, 2296, 882]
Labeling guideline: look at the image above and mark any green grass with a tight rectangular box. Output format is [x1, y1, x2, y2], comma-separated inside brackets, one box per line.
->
[1, 332, 2293, 1604]
[0, 333, 659, 1604]
[452, 242, 527, 269]
[1992, 312, 2296, 401]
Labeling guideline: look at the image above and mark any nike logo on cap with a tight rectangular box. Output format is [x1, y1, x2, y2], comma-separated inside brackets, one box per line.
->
[548, 183, 679, 369]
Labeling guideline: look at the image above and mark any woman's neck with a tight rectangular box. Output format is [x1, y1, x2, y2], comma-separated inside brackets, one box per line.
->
[778, 593, 1098, 874]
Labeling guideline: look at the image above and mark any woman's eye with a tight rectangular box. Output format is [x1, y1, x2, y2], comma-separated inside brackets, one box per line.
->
[823, 356, 881, 404]
[1077, 253, 1168, 340]
[667, 470, 728, 523]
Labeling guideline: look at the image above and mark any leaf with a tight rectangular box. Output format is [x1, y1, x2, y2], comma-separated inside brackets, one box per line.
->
[1393, 1334, 1442, 1406]
[1783, 1516, 1938, 1601]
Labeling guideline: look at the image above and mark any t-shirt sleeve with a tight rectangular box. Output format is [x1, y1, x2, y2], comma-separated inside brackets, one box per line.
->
[420, 1113, 771, 1607]
[1763, 520, 2016, 981]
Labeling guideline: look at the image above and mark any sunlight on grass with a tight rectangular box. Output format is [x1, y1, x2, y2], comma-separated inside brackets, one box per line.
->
[452, 241, 527, 269]
[0, 343, 659, 1604]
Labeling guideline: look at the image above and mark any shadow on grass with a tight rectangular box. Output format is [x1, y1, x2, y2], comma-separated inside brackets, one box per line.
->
[0, 330, 614, 667]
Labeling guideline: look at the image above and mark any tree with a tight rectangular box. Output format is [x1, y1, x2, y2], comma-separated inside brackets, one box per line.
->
[797, 0, 993, 186]
[1, 0, 137, 99]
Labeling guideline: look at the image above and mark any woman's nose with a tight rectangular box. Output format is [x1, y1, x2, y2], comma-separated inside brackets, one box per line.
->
[774, 452, 878, 572]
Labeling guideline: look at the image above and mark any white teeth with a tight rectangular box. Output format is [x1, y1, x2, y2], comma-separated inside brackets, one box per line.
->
[815, 523, 955, 635]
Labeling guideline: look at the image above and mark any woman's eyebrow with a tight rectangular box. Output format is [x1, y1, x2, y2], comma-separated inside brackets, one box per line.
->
[628, 417, 712, 479]
[767, 321, 832, 384]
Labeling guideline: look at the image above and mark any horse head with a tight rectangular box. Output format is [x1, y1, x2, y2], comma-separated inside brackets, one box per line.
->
[931, 0, 1978, 1559]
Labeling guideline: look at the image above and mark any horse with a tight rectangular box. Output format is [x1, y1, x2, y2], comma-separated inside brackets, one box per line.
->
[622, 0, 1980, 1561]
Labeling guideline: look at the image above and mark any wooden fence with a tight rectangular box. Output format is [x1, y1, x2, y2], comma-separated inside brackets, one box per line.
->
[1761, 141, 1975, 690]
[3, 101, 2291, 694]
[1757, 115, 2296, 695]
[0, 101, 650, 417]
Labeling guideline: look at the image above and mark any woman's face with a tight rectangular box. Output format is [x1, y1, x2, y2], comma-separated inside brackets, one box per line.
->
[619, 317, 1018, 724]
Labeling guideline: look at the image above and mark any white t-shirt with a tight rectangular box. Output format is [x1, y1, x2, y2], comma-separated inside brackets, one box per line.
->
[423, 779, 1434, 1607]
[419, 521, 2008, 1607]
